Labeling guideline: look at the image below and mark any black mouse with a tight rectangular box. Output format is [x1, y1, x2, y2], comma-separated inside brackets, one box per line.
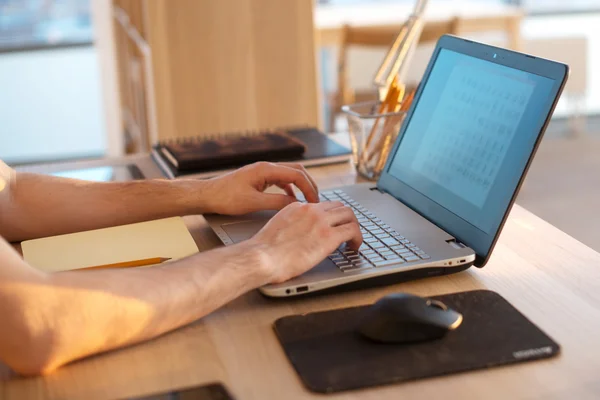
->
[357, 293, 463, 344]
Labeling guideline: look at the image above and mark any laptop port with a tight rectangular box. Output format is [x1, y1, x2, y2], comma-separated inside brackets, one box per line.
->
[296, 286, 309, 293]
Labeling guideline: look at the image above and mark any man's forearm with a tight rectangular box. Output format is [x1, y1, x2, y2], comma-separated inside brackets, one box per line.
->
[0, 238, 271, 375]
[0, 173, 209, 242]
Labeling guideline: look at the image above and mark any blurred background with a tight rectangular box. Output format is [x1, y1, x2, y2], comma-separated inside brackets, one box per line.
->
[0, 0, 598, 250]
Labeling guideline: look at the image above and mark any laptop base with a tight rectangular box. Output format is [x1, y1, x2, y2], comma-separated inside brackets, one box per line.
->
[259, 263, 473, 299]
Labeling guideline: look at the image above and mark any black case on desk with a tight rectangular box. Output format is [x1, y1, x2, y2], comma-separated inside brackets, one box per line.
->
[274, 290, 559, 393]
[152, 127, 351, 178]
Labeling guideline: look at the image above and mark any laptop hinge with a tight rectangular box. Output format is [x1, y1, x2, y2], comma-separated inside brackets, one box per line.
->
[446, 238, 466, 249]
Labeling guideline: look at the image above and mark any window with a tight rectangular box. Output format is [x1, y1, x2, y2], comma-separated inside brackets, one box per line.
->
[317, 0, 600, 15]
[521, 0, 600, 14]
[0, 0, 93, 52]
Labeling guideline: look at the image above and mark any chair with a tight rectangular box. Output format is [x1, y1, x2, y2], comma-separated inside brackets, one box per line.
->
[328, 18, 461, 133]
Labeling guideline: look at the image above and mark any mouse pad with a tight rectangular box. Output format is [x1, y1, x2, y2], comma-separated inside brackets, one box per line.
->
[273, 290, 559, 393]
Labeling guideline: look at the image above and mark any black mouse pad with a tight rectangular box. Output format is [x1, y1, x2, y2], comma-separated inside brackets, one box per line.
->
[273, 290, 559, 393]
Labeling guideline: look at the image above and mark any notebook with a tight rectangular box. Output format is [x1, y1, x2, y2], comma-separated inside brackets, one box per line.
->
[152, 126, 351, 179]
[160, 131, 307, 172]
[22, 217, 199, 272]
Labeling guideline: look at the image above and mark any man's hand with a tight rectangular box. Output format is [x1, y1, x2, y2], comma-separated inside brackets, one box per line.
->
[202, 162, 320, 215]
[250, 201, 363, 284]
[1, 160, 321, 241]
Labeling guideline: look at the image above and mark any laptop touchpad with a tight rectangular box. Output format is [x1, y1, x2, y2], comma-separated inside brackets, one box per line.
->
[221, 220, 269, 243]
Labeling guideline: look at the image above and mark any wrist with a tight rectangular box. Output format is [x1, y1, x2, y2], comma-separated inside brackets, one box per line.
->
[170, 179, 213, 215]
[236, 239, 275, 288]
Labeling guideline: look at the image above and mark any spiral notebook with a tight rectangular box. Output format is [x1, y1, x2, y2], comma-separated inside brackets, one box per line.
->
[151, 126, 351, 179]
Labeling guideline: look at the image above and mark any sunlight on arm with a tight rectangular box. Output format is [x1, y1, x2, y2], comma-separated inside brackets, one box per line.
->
[0, 160, 17, 195]
[0, 279, 157, 375]
[0, 159, 14, 193]
[0, 237, 158, 375]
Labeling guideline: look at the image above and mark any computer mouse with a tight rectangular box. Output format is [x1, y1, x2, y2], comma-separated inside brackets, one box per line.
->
[357, 293, 463, 344]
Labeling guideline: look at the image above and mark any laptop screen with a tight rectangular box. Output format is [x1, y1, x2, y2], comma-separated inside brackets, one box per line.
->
[387, 48, 556, 237]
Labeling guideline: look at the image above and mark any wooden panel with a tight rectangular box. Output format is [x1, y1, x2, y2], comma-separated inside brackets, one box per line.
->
[113, 2, 152, 152]
[112, 12, 133, 149]
[129, 0, 145, 40]
[115, 0, 144, 38]
[144, 0, 320, 142]
[127, 41, 151, 151]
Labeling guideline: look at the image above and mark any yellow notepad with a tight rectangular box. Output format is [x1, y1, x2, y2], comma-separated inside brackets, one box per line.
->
[22, 217, 199, 272]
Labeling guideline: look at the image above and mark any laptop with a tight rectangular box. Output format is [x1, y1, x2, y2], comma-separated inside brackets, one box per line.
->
[205, 35, 569, 297]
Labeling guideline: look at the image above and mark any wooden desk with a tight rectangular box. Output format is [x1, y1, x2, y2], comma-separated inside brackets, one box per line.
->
[315, 1, 524, 50]
[4, 157, 600, 400]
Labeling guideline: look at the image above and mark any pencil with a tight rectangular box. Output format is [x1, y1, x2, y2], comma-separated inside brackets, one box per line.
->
[79, 257, 172, 271]
[366, 77, 400, 151]
[366, 83, 406, 163]
[388, 82, 405, 113]
[400, 89, 416, 111]
[374, 22, 409, 95]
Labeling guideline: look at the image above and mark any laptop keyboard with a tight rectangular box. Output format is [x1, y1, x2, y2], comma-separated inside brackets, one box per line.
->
[320, 190, 430, 273]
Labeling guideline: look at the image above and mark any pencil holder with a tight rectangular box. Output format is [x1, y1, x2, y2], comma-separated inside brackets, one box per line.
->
[342, 101, 407, 181]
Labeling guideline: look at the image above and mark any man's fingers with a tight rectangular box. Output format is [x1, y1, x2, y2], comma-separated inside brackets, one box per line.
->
[323, 203, 362, 249]
[316, 200, 345, 211]
[277, 183, 296, 198]
[279, 163, 319, 196]
[325, 205, 358, 227]
[334, 222, 363, 250]
[261, 163, 319, 203]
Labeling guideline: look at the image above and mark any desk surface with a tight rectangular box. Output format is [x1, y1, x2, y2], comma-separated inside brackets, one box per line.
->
[3, 156, 600, 400]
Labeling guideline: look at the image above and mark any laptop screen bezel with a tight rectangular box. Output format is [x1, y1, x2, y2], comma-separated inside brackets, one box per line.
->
[377, 35, 569, 268]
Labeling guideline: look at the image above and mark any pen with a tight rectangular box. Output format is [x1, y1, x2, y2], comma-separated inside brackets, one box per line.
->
[79, 257, 172, 271]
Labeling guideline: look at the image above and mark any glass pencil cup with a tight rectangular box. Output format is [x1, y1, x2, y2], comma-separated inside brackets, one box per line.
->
[342, 101, 407, 181]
